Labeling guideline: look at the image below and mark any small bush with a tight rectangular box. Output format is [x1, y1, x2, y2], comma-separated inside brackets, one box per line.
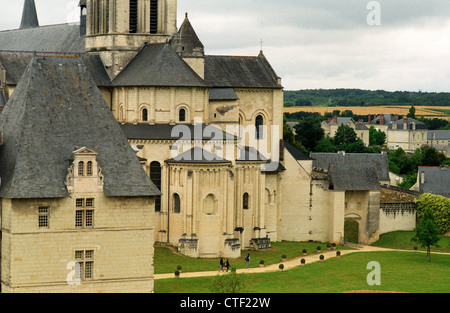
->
[260, 260, 264, 265]
[301, 258, 306, 264]
[302, 249, 307, 254]
[279, 264, 284, 270]
[320, 255, 324, 260]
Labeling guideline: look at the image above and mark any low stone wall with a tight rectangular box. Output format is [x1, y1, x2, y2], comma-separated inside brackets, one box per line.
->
[379, 202, 416, 234]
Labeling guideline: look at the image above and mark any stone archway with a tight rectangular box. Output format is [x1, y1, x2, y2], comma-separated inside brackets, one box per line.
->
[344, 215, 360, 244]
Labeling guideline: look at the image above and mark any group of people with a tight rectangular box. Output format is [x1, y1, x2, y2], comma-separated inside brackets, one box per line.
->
[219, 254, 251, 273]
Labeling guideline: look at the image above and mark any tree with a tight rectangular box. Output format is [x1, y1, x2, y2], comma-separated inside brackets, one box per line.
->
[333, 124, 357, 146]
[415, 193, 450, 235]
[315, 137, 336, 152]
[369, 125, 386, 146]
[407, 105, 416, 119]
[421, 147, 441, 166]
[411, 208, 440, 262]
[293, 117, 324, 151]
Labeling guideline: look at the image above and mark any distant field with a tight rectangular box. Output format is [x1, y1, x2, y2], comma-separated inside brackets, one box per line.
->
[284, 106, 450, 120]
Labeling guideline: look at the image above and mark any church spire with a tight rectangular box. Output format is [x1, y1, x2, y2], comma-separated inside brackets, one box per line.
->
[20, 0, 39, 29]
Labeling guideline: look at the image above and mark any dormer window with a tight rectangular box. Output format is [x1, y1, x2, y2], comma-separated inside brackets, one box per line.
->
[78, 161, 85, 176]
[87, 161, 93, 176]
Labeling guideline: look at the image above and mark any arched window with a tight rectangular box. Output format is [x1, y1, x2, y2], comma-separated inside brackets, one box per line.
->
[150, 162, 162, 212]
[129, 0, 138, 33]
[265, 189, 271, 205]
[87, 161, 93, 176]
[119, 105, 124, 121]
[179, 108, 186, 122]
[150, 0, 158, 34]
[243, 193, 249, 210]
[142, 108, 148, 122]
[255, 115, 264, 140]
[78, 161, 85, 176]
[173, 193, 181, 214]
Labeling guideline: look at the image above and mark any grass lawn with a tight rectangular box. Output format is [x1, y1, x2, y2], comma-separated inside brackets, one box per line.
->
[154, 251, 450, 293]
[370, 231, 450, 253]
[154, 241, 352, 274]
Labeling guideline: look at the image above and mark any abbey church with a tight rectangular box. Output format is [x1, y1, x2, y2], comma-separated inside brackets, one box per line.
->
[0, 1, 415, 293]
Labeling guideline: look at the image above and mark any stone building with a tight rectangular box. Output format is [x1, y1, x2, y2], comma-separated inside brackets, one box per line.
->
[0, 0, 416, 292]
[321, 117, 370, 146]
[0, 55, 159, 292]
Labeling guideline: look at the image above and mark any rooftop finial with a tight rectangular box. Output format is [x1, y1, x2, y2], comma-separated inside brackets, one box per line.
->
[185, 12, 188, 19]
[20, 0, 39, 29]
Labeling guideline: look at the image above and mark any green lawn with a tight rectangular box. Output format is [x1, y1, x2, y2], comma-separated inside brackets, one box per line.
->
[155, 251, 450, 293]
[154, 241, 352, 274]
[370, 231, 450, 253]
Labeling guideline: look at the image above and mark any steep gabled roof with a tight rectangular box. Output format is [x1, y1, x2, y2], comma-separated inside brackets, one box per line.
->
[329, 163, 380, 191]
[111, 43, 207, 87]
[0, 52, 110, 86]
[0, 55, 160, 199]
[170, 13, 204, 58]
[416, 166, 450, 197]
[0, 24, 85, 53]
[311, 151, 389, 181]
[204, 52, 282, 89]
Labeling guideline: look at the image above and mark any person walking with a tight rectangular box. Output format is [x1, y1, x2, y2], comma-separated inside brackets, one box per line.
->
[225, 259, 230, 272]
[245, 254, 250, 269]
[219, 258, 224, 272]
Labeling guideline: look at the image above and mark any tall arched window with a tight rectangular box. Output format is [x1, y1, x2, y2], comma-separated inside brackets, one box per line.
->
[150, 0, 158, 34]
[78, 161, 85, 176]
[150, 162, 162, 212]
[243, 193, 249, 210]
[179, 108, 186, 122]
[173, 193, 181, 214]
[255, 115, 264, 140]
[142, 108, 148, 122]
[129, 0, 138, 33]
[87, 161, 93, 176]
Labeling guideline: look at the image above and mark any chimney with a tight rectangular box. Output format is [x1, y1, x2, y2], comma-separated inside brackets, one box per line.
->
[328, 118, 331, 122]
[395, 114, 399, 120]
[333, 116, 337, 124]
[420, 171, 425, 184]
[403, 118, 408, 124]
[380, 114, 384, 125]
[368, 115, 371, 124]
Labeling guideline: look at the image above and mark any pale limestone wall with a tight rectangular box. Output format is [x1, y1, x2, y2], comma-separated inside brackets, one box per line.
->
[183, 57, 204, 79]
[387, 129, 427, 152]
[1, 194, 155, 293]
[112, 87, 209, 124]
[379, 207, 416, 234]
[264, 173, 279, 242]
[209, 100, 239, 130]
[278, 148, 327, 242]
[328, 190, 345, 244]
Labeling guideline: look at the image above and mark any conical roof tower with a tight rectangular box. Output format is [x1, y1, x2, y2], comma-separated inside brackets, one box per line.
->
[20, 0, 39, 29]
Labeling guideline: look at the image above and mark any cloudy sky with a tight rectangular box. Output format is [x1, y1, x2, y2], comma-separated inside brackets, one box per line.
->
[1, 0, 449, 92]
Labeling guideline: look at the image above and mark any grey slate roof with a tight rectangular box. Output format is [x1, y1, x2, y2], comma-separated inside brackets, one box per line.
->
[328, 117, 353, 125]
[284, 141, 313, 161]
[165, 146, 231, 164]
[371, 114, 398, 125]
[209, 88, 239, 101]
[417, 166, 450, 197]
[428, 130, 450, 140]
[204, 52, 281, 89]
[388, 117, 427, 130]
[0, 23, 85, 53]
[20, 0, 39, 29]
[311, 151, 390, 181]
[0, 51, 110, 86]
[328, 163, 380, 191]
[111, 43, 207, 87]
[169, 13, 204, 58]
[120, 123, 237, 141]
[0, 55, 160, 199]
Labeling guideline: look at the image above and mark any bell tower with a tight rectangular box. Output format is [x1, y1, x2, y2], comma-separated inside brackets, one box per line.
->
[83, 0, 178, 78]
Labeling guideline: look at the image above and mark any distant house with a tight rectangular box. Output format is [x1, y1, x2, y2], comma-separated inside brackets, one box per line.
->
[367, 114, 399, 133]
[386, 118, 428, 152]
[427, 130, 450, 156]
[411, 166, 450, 198]
[321, 117, 369, 146]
